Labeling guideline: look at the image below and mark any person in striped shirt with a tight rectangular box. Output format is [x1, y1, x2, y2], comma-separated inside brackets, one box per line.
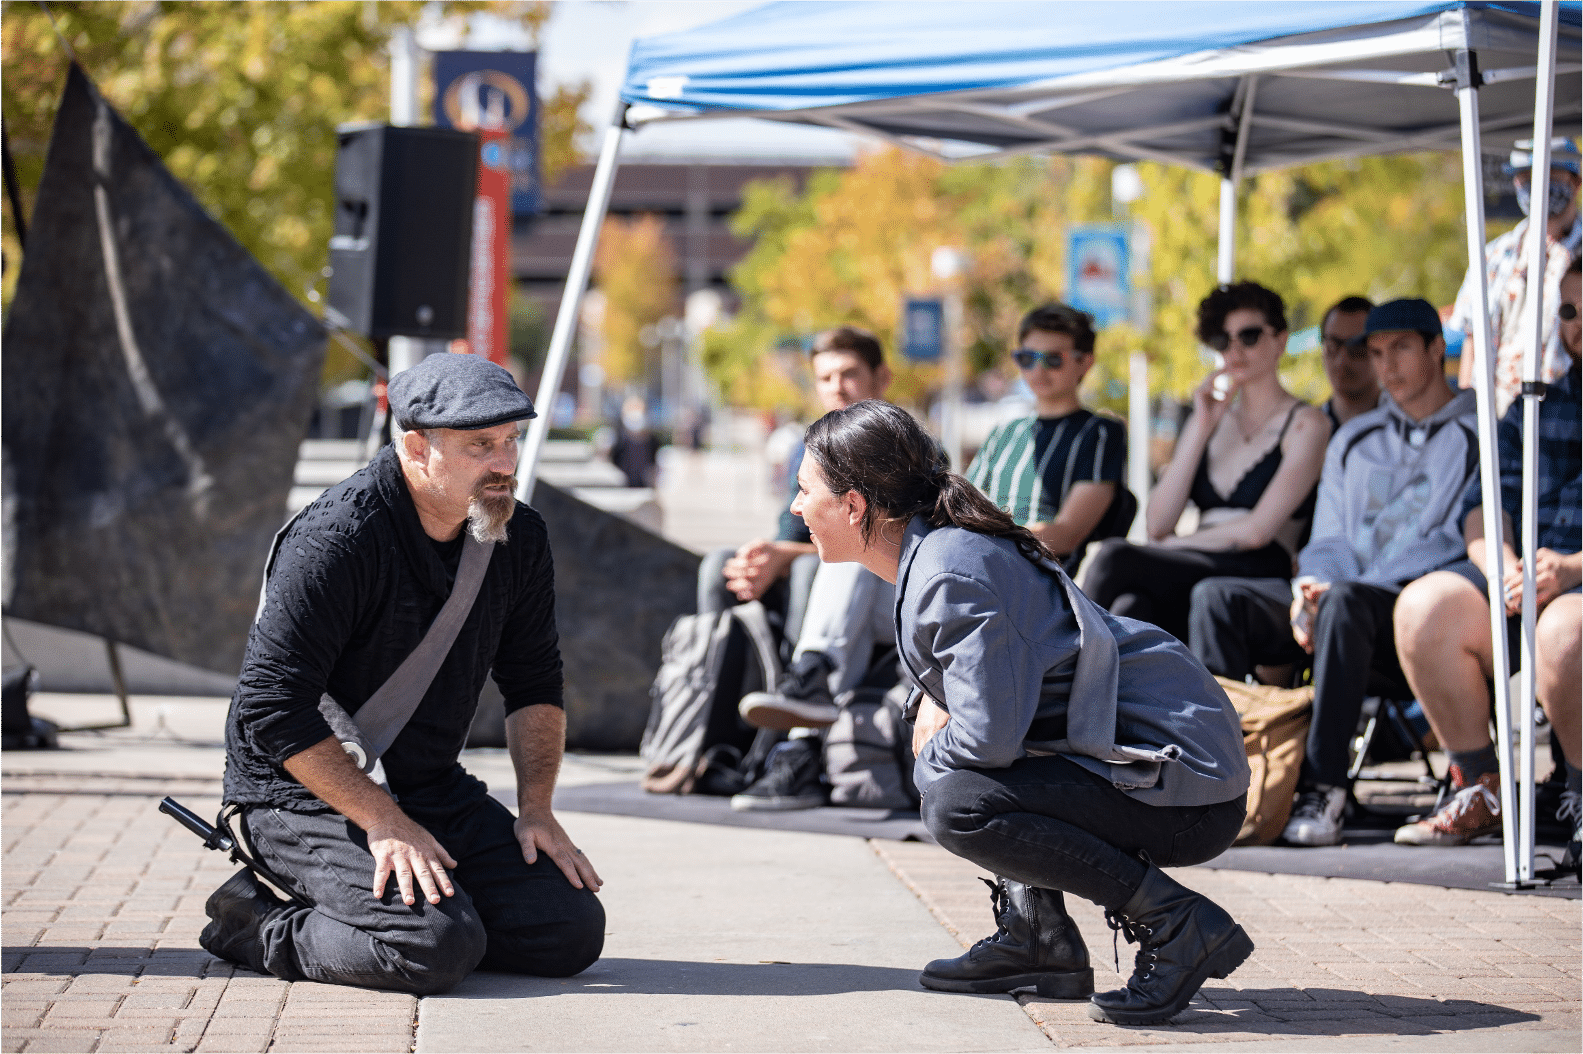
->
[966, 303, 1129, 572]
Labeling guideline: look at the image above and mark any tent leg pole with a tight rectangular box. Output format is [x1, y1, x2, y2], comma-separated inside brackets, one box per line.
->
[1127, 351, 1150, 542]
[517, 103, 628, 505]
[1515, 0, 1560, 884]
[1454, 50, 1520, 888]
[1216, 178, 1236, 284]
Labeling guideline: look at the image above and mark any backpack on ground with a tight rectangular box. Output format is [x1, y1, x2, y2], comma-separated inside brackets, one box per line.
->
[640, 602, 782, 794]
[1216, 676, 1312, 846]
[824, 681, 919, 810]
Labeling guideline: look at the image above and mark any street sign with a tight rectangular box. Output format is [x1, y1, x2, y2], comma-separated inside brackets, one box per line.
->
[1066, 225, 1131, 328]
[902, 298, 944, 362]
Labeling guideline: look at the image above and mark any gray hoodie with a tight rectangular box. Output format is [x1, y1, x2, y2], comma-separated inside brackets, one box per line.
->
[1297, 387, 1478, 590]
[896, 518, 1249, 807]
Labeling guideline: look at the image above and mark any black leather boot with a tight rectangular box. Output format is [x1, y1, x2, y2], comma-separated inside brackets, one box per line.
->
[1087, 866, 1254, 1025]
[920, 877, 1093, 998]
[199, 869, 286, 974]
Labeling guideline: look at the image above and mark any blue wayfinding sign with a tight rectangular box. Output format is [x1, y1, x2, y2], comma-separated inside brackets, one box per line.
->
[902, 298, 944, 362]
[432, 50, 541, 215]
[1065, 225, 1130, 329]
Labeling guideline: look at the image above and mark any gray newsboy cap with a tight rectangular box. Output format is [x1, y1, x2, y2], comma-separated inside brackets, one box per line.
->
[388, 353, 536, 431]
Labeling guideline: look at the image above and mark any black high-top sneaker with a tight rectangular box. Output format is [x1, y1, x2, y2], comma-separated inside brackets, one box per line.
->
[1088, 866, 1254, 1025]
[199, 870, 287, 974]
[920, 877, 1094, 999]
[729, 738, 827, 811]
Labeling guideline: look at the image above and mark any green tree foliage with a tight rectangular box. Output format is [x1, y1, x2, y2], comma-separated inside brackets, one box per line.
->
[592, 213, 678, 387]
[712, 147, 1472, 415]
[1, 0, 587, 385]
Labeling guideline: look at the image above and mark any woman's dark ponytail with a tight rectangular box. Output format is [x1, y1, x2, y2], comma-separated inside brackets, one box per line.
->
[804, 401, 1053, 565]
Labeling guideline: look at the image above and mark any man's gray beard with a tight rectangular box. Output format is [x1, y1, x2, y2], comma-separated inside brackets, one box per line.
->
[467, 492, 514, 545]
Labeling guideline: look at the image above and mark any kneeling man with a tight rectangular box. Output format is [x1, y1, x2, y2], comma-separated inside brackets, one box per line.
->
[206, 353, 604, 994]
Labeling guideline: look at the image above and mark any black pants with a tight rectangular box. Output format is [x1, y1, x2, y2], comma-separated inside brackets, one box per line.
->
[1082, 538, 1291, 643]
[921, 755, 1246, 910]
[1189, 577, 1412, 789]
[241, 774, 605, 994]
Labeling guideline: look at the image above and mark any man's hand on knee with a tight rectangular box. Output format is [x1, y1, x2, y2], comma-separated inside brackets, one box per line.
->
[366, 815, 457, 907]
[515, 810, 602, 892]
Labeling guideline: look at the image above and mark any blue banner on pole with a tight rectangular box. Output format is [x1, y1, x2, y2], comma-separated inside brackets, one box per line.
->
[902, 298, 944, 362]
[432, 50, 540, 215]
[1065, 225, 1130, 328]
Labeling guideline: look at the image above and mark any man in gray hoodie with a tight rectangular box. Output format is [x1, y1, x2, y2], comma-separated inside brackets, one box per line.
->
[1189, 299, 1477, 846]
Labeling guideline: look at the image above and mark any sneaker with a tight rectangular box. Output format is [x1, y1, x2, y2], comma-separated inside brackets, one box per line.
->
[1395, 769, 1502, 846]
[730, 738, 826, 811]
[739, 652, 839, 730]
[1282, 786, 1348, 846]
[1557, 788, 1580, 872]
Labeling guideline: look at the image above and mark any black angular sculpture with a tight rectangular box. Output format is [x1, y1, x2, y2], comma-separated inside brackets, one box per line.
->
[2, 65, 325, 675]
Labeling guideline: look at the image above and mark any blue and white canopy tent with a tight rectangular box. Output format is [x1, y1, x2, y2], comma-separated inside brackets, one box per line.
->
[515, 1, 1582, 885]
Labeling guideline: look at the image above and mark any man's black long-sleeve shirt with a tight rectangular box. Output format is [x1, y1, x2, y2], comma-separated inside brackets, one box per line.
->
[223, 444, 563, 812]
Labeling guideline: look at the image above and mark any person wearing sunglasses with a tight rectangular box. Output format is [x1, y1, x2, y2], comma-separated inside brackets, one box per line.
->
[1391, 257, 1580, 866]
[965, 303, 1131, 574]
[1318, 295, 1380, 434]
[1448, 137, 1581, 417]
[1081, 282, 1329, 644]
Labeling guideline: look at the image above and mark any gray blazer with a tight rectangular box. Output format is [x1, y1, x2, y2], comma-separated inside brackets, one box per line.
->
[895, 517, 1249, 807]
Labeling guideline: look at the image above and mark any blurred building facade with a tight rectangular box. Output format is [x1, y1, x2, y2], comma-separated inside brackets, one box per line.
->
[512, 161, 832, 311]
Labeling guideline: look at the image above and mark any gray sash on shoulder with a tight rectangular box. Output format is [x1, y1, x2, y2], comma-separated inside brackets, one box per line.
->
[1024, 556, 1181, 789]
[259, 513, 494, 776]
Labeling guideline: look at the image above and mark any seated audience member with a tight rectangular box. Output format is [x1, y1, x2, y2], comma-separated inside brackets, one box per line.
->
[1317, 296, 1381, 432]
[966, 303, 1128, 569]
[697, 327, 900, 812]
[1180, 295, 1380, 688]
[1190, 298, 1478, 846]
[1393, 258, 1581, 860]
[1083, 281, 1329, 641]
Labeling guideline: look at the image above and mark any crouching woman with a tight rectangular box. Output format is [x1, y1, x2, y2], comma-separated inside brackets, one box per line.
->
[791, 400, 1254, 1025]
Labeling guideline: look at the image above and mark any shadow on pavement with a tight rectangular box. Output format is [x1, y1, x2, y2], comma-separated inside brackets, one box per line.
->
[448, 957, 936, 998]
[1028, 987, 1541, 1036]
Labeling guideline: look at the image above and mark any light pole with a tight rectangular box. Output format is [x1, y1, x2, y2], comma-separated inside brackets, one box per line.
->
[1111, 164, 1152, 542]
[931, 246, 968, 470]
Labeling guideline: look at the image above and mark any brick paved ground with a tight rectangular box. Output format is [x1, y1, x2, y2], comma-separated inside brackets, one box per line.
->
[6, 706, 1579, 1054]
[1, 772, 418, 1054]
[875, 840, 1583, 1049]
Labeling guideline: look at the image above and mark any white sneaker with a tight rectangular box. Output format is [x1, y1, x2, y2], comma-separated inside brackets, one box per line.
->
[1283, 786, 1348, 846]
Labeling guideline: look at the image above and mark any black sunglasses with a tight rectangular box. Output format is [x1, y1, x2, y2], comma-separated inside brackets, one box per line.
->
[1562, 302, 1579, 322]
[1206, 325, 1269, 353]
[1323, 336, 1370, 360]
[1013, 349, 1065, 370]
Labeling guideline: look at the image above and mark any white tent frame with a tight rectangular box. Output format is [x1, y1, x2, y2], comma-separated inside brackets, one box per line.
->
[516, 2, 1572, 888]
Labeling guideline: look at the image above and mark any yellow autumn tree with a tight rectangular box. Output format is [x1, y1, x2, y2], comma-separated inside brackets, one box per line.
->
[592, 213, 678, 387]
[714, 146, 1472, 415]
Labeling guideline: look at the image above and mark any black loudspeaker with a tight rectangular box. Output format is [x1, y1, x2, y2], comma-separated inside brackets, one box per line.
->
[325, 123, 479, 340]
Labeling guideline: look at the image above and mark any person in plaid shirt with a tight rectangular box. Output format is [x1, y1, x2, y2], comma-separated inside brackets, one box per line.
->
[1393, 256, 1581, 865]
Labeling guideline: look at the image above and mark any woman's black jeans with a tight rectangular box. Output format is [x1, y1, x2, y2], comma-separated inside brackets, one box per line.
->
[921, 754, 1246, 910]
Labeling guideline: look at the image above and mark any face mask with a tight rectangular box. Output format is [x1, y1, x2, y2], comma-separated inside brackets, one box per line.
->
[1515, 177, 1578, 217]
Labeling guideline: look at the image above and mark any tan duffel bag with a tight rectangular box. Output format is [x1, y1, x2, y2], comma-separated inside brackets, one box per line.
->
[1217, 676, 1313, 846]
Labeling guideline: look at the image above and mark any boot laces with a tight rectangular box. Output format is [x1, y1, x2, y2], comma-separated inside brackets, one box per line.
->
[1104, 910, 1156, 979]
[979, 877, 1011, 946]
